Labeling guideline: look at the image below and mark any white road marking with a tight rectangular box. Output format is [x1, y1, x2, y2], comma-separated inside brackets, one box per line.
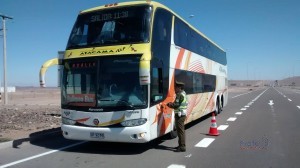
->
[227, 117, 237, 121]
[217, 125, 229, 130]
[245, 105, 249, 108]
[195, 138, 215, 148]
[288, 99, 292, 101]
[235, 112, 243, 115]
[231, 91, 253, 98]
[167, 164, 186, 168]
[268, 100, 274, 106]
[0, 141, 87, 168]
[297, 106, 300, 109]
[185, 154, 192, 158]
[240, 108, 247, 111]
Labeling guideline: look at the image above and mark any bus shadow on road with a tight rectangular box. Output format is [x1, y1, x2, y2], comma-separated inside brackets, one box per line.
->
[63, 140, 166, 155]
[62, 132, 181, 154]
[185, 112, 211, 130]
[12, 127, 171, 155]
[12, 127, 62, 149]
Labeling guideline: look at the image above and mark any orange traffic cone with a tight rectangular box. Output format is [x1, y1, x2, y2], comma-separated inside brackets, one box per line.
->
[208, 113, 220, 136]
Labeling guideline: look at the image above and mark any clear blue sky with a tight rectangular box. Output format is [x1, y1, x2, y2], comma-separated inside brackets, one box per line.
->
[1, 0, 300, 86]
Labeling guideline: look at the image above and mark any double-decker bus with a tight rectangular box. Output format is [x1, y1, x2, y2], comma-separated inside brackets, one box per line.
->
[40, 1, 227, 143]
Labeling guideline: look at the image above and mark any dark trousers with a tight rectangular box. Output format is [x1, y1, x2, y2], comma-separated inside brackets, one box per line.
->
[175, 115, 186, 149]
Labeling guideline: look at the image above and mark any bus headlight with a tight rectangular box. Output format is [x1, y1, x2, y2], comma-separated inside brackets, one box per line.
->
[121, 118, 147, 127]
[62, 117, 76, 125]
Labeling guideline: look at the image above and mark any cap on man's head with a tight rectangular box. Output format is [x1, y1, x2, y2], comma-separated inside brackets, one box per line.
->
[175, 81, 185, 86]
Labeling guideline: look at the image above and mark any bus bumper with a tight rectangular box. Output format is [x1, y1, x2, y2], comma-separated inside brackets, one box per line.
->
[61, 124, 150, 143]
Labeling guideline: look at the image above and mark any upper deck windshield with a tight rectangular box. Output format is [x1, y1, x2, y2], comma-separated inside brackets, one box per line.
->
[67, 5, 151, 49]
[61, 56, 148, 111]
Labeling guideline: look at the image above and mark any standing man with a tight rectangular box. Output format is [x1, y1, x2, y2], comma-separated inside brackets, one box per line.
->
[167, 81, 188, 152]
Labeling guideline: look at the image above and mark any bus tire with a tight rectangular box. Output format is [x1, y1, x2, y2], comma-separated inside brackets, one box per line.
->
[220, 97, 224, 113]
[214, 99, 221, 115]
[169, 124, 178, 139]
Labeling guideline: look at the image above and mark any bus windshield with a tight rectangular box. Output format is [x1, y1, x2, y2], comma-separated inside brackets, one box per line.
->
[62, 56, 148, 111]
[66, 5, 151, 49]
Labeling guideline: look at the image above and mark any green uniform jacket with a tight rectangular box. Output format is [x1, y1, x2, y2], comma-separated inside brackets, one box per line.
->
[169, 91, 187, 113]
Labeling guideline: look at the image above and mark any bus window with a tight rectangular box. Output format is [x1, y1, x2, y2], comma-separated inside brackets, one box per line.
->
[151, 8, 172, 103]
[62, 60, 97, 107]
[151, 67, 163, 104]
[67, 6, 151, 49]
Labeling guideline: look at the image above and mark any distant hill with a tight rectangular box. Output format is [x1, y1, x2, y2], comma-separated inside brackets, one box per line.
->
[229, 80, 272, 87]
[228, 76, 300, 87]
[278, 76, 300, 86]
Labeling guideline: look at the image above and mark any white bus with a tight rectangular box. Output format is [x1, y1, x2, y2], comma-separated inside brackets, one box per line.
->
[40, 1, 227, 143]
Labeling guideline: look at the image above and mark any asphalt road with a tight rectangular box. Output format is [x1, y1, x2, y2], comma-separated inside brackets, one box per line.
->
[0, 87, 299, 168]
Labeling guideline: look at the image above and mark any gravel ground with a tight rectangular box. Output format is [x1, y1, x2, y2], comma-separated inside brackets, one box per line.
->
[0, 87, 61, 142]
[0, 105, 61, 141]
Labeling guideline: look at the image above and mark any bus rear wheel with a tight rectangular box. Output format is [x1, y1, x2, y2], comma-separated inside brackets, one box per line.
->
[214, 99, 221, 116]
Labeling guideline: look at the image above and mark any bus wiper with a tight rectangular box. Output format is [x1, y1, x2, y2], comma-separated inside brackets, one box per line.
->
[100, 99, 135, 109]
[67, 44, 84, 49]
[90, 41, 103, 46]
[91, 41, 118, 46]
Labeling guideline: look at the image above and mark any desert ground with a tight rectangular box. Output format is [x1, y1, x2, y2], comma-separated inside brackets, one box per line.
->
[0, 87, 61, 141]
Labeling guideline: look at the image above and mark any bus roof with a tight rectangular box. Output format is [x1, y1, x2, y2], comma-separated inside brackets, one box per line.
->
[79, 1, 225, 52]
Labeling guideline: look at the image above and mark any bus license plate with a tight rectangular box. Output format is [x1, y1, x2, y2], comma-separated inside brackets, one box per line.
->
[90, 132, 105, 139]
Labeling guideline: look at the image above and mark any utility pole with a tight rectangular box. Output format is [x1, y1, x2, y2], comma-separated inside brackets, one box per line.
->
[0, 14, 13, 105]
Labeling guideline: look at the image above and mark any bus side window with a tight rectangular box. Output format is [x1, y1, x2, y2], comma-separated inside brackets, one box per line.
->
[151, 8, 172, 106]
[151, 67, 163, 104]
